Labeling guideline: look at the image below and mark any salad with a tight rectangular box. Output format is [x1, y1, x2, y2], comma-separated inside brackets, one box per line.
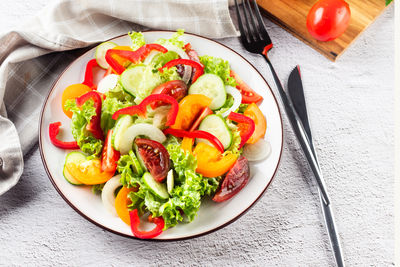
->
[48, 30, 271, 239]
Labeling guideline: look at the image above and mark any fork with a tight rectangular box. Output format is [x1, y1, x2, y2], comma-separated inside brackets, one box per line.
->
[234, 0, 331, 206]
[234, 1, 344, 266]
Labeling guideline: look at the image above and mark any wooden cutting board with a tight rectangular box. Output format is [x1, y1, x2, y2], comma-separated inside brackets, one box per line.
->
[257, 0, 391, 61]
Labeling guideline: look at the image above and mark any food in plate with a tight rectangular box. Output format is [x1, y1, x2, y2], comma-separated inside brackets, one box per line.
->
[48, 30, 271, 239]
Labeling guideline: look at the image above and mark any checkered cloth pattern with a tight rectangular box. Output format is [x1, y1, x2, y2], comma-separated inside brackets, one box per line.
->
[0, 0, 238, 195]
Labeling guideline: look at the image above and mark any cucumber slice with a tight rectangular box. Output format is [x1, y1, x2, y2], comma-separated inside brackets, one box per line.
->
[129, 150, 144, 176]
[119, 123, 166, 155]
[167, 170, 174, 195]
[198, 114, 232, 149]
[142, 172, 169, 200]
[120, 65, 161, 100]
[63, 152, 86, 185]
[95, 41, 117, 69]
[189, 73, 226, 110]
[112, 115, 133, 151]
[134, 143, 147, 171]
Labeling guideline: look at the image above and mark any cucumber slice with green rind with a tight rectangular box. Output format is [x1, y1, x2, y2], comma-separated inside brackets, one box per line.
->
[129, 150, 144, 176]
[142, 172, 169, 200]
[95, 41, 117, 69]
[120, 65, 162, 99]
[63, 152, 86, 185]
[112, 115, 133, 151]
[198, 114, 232, 149]
[189, 73, 226, 110]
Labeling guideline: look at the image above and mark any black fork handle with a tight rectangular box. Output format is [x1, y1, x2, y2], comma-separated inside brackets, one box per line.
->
[262, 54, 331, 206]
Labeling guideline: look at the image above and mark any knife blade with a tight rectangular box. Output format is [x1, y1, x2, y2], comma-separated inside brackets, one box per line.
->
[288, 65, 312, 141]
[287, 66, 345, 267]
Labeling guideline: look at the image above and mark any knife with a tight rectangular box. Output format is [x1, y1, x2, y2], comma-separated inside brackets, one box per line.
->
[287, 66, 345, 267]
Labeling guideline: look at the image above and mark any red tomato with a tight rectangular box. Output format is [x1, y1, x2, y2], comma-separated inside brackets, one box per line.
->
[151, 80, 188, 108]
[230, 70, 263, 104]
[189, 107, 213, 131]
[101, 130, 120, 173]
[306, 0, 351, 42]
[135, 138, 170, 182]
[212, 156, 250, 202]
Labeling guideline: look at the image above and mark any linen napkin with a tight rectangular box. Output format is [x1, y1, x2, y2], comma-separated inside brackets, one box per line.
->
[0, 0, 238, 195]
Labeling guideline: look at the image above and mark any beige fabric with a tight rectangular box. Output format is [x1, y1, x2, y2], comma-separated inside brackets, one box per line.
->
[0, 0, 238, 195]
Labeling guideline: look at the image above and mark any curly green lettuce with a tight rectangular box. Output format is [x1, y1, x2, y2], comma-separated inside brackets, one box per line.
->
[129, 31, 146, 50]
[65, 99, 103, 157]
[155, 29, 185, 48]
[117, 151, 142, 188]
[199, 55, 237, 87]
[101, 83, 135, 133]
[160, 144, 220, 228]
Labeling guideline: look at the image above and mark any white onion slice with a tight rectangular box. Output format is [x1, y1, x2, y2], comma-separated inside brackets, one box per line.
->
[101, 175, 122, 216]
[97, 74, 119, 94]
[163, 44, 192, 84]
[243, 139, 271, 161]
[152, 106, 171, 129]
[120, 123, 166, 155]
[221, 86, 242, 117]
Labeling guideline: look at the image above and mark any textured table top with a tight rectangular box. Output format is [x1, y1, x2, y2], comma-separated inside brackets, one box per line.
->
[0, 1, 394, 266]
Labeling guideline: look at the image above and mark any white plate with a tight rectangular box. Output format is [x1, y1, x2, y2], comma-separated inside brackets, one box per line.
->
[39, 31, 283, 240]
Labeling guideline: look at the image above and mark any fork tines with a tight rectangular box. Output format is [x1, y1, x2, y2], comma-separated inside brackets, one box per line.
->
[234, 0, 272, 51]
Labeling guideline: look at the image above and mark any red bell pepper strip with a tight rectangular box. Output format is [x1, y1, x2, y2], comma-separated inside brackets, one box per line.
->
[105, 44, 168, 74]
[228, 112, 255, 149]
[76, 91, 104, 140]
[112, 94, 179, 126]
[82, 59, 99, 89]
[101, 129, 120, 173]
[49, 122, 79, 149]
[139, 94, 179, 126]
[129, 209, 164, 239]
[163, 128, 224, 153]
[112, 105, 145, 121]
[159, 59, 204, 83]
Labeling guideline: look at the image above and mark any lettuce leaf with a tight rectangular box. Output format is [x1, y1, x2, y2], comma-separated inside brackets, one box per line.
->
[158, 66, 181, 83]
[199, 55, 237, 87]
[117, 151, 142, 188]
[101, 83, 135, 133]
[237, 103, 249, 114]
[92, 183, 105, 194]
[129, 31, 146, 50]
[215, 94, 234, 116]
[150, 51, 180, 69]
[155, 29, 185, 49]
[160, 144, 220, 228]
[65, 99, 103, 157]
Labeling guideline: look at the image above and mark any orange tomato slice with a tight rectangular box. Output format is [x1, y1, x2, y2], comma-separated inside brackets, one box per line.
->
[115, 186, 135, 225]
[171, 94, 212, 130]
[61, 83, 92, 118]
[243, 103, 266, 144]
[193, 142, 238, 178]
[65, 158, 114, 185]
